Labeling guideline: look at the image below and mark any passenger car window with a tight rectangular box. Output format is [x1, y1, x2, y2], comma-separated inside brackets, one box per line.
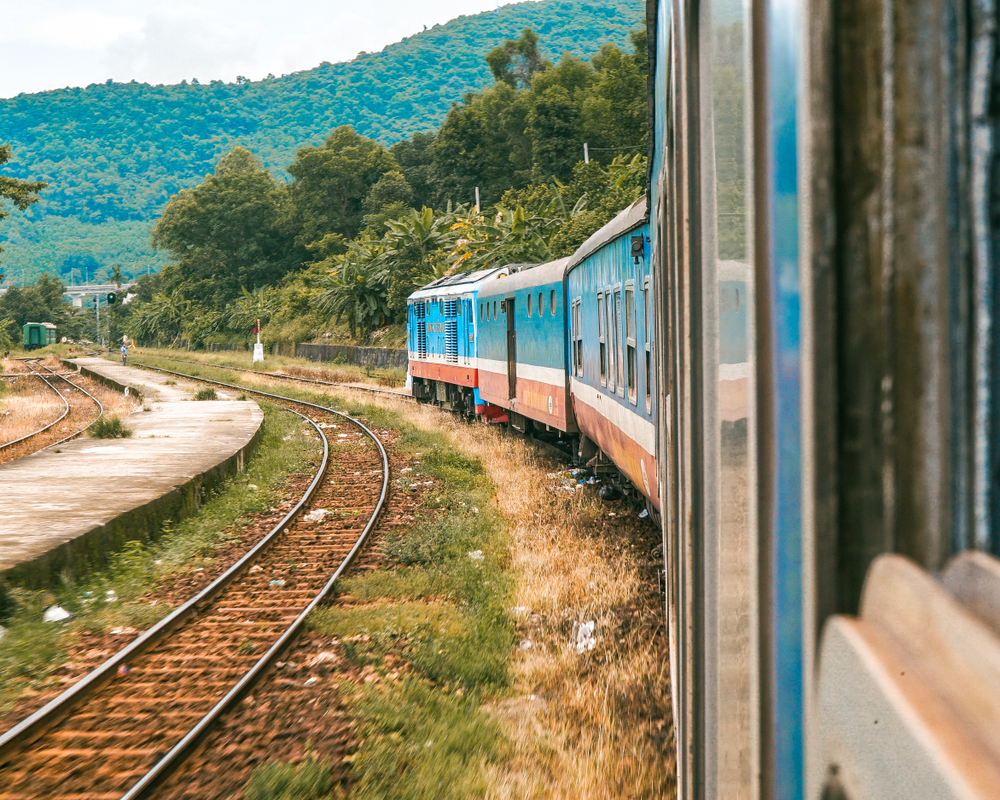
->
[598, 292, 607, 386]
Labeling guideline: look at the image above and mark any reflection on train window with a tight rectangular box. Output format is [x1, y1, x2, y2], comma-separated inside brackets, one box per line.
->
[644, 279, 652, 413]
[538, 292, 543, 318]
[625, 284, 637, 405]
[613, 288, 624, 396]
[606, 288, 616, 392]
[571, 299, 583, 377]
[598, 292, 607, 386]
[550, 290, 556, 315]
[527, 293, 532, 317]
[494, 300, 498, 319]
[439, 299, 443, 316]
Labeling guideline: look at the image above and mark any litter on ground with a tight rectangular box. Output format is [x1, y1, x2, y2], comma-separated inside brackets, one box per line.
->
[43, 606, 73, 623]
[573, 620, 597, 654]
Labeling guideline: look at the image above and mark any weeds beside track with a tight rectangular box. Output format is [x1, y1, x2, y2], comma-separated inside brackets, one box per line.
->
[0, 374, 390, 800]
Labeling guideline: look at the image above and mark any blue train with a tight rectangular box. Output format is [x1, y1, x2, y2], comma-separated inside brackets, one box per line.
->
[410, 0, 1000, 794]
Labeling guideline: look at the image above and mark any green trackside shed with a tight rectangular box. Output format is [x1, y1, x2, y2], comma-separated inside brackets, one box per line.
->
[23, 322, 57, 350]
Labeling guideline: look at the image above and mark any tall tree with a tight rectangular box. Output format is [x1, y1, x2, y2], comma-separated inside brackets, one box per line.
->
[486, 28, 545, 88]
[152, 147, 294, 307]
[0, 144, 47, 259]
[285, 126, 397, 247]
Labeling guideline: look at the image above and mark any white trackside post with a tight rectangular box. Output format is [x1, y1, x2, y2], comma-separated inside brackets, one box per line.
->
[252, 317, 264, 363]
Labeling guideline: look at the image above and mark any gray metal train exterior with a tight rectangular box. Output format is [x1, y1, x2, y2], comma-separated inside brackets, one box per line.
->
[650, 0, 1000, 796]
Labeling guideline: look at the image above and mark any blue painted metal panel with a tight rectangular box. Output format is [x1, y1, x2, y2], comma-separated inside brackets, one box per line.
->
[763, 0, 804, 795]
[566, 221, 654, 427]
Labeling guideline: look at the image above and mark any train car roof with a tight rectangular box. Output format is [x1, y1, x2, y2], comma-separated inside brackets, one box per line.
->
[407, 267, 509, 302]
[478, 257, 573, 299]
[567, 195, 648, 271]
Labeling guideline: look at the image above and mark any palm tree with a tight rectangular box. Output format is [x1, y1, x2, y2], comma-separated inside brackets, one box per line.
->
[318, 240, 390, 338]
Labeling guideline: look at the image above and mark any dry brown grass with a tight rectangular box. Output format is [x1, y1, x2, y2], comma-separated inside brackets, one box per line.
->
[117, 356, 677, 796]
[0, 359, 69, 445]
[382, 403, 676, 799]
[0, 357, 140, 447]
[0, 379, 66, 444]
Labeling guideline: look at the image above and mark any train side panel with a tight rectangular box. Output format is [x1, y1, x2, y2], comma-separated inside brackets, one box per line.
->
[407, 268, 504, 415]
[477, 260, 576, 433]
[566, 205, 658, 509]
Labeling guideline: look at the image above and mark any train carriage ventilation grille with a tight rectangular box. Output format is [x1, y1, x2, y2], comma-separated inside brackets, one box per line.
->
[417, 321, 427, 358]
[445, 320, 458, 362]
[445, 299, 458, 317]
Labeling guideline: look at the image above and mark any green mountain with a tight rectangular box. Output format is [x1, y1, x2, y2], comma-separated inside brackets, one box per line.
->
[0, 0, 643, 286]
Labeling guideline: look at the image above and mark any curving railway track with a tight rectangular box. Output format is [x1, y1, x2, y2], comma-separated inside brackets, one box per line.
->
[0, 373, 391, 800]
[0, 359, 104, 465]
[134, 353, 413, 400]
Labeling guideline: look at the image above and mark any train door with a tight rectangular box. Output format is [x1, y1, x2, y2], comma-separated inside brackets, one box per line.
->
[505, 297, 516, 400]
[462, 299, 472, 365]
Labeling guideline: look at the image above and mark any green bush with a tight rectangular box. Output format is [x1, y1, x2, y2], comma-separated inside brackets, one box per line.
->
[244, 757, 344, 800]
[89, 415, 133, 439]
[194, 387, 218, 400]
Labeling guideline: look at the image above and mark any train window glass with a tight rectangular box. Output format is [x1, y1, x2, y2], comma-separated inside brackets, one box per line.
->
[538, 292, 543, 318]
[480, 303, 484, 322]
[527, 294, 532, 317]
[598, 292, 607, 386]
[571, 299, 583, 377]
[550, 290, 556, 315]
[613, 288, 624, 396]
[439, 299, 443, 316]
[698, 0, 754, 791]
[625, 285, 637, 404]
[494, 300, 498, 319]
[644, 279, 652, 413]
[606, 287, 615, 392]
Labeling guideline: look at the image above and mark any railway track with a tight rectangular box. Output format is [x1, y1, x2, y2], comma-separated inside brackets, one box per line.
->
[0, 373, 391, 800]
[0, 359, 104, 464]
[133, 353, 413, 400]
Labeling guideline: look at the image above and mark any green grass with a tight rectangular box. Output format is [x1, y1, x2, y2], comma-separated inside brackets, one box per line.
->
[295, 414, 513, 800]
[0, 402, 320, 717]
[194, 387, 218, 401]
[131, 347, 406, 387]
[103, 352, 512, 797]
[88, 415, 133, 438]
[244, 756, 344, 800]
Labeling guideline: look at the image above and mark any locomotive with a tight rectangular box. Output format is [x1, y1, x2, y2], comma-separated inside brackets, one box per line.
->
[410, 0, 1000, 795]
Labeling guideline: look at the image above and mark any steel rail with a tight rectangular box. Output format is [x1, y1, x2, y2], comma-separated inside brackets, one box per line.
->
[0, 403, 332, 767]
[0, 362, 391, 799]
[0, 359, 71, 451]
[135, 352, 413, 399]
[118, 362, 392, 799]
[30, 360, 105, 447]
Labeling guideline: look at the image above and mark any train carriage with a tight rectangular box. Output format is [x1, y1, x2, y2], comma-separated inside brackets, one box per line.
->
[22, 322, 57, 350]
[565, 198, 659, 509]
[407, 267, 506, 416]
[476, 259, 577, 435]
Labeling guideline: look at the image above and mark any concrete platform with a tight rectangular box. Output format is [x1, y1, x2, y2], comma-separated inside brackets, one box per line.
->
[0, 359, 264, 587]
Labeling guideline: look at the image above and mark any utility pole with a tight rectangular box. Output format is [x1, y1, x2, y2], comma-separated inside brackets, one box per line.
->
[474, 187, 480, 215]
[94, 295, 101, 345]
[584, 143, 590, 164]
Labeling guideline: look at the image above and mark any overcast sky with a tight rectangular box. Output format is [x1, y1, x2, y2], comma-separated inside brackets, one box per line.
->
[0, 0, 531, 99]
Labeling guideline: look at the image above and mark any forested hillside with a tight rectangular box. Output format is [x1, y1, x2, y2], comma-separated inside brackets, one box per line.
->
[0, 0, 643, 285]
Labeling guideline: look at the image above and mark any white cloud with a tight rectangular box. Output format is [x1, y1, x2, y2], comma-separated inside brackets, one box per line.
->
[0, 0, 536, 98]
[4, 10, 143, 49]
